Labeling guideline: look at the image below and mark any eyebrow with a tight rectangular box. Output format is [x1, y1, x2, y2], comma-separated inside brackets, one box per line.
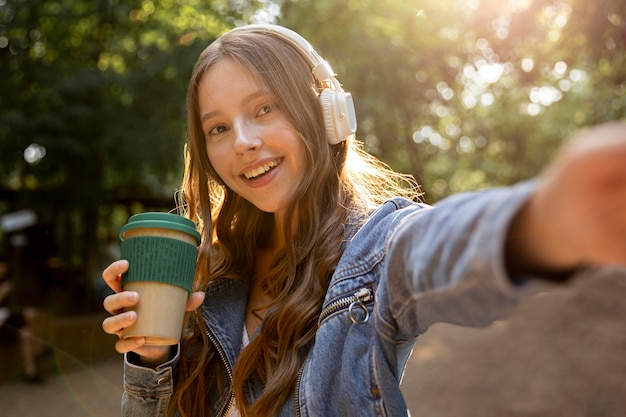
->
[200, 90, 272, 123]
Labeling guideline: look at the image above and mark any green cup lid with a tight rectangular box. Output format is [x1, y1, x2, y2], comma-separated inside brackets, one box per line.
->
[119, 212, 201, 244]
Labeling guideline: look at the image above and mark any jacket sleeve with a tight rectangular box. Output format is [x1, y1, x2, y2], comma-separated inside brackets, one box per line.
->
[121, 347, 180, 417]
[384, 181, 551, 340]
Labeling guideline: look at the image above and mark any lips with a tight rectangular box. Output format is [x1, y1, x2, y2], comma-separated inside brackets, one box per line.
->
[243, 158, 281, 179]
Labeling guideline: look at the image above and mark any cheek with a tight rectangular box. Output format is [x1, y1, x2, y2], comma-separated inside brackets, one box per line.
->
[206, 145, 230, 182]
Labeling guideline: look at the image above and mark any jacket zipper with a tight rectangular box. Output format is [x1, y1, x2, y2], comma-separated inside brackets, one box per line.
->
[206, 288, 373, 416]
[318, 287, 373, 326]
[294, 287, 372, 415]
[294, 340, 314, 417]
[206, 329, 234, 417]
[294, 343, 311, 417]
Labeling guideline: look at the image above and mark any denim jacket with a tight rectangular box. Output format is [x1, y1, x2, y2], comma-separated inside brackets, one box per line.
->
[122, 181, 543, 416]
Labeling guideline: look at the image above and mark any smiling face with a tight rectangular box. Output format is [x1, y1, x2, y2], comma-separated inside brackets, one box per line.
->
[198, 58, 307, 218]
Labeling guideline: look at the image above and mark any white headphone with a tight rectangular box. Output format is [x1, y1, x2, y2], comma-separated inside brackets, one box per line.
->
[228, 24, 357, 145]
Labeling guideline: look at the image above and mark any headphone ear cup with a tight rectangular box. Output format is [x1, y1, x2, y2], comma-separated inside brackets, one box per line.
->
[319, 89, 357, 145]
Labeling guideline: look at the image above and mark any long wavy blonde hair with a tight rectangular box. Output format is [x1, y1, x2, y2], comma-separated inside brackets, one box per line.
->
[173, 27, 420, 416]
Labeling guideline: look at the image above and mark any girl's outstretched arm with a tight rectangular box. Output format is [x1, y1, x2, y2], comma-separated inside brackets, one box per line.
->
[506, 121, 626, 275]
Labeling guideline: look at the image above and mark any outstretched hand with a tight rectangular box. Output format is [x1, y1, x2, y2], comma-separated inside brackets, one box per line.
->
[507, 121, 626, 274]
[101, 260, 205, 366]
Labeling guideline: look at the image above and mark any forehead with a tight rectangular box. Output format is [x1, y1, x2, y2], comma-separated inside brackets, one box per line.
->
[198, 58, 265, 99]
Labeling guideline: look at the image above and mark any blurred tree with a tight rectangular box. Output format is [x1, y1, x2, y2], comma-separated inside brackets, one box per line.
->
[280, 0, 625, 202]
[0, 0, 623, 310]
[0, 0, 269, 311]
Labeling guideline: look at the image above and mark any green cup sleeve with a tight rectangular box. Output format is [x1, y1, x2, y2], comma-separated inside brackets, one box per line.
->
[120, 236, 198, 293]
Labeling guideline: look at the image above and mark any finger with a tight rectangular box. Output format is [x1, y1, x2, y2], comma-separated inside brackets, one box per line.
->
[186, 291, 205, 311]
[103, 291, 139, 315]
[102, 309, 137, 336]
[102, 260, 129, 293]
[114, 336, 147, 355]
[114, 340, 171, 365]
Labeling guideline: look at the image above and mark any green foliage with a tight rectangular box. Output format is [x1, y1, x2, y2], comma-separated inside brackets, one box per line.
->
[1, 0, 229, 201]
[0, 0, 267, 306]
[3, 0, 622, 205]
[0, 0, 624, 310]
[280, 0, 625, 202]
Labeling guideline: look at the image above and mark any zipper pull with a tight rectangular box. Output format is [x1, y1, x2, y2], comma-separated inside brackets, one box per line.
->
[349, 288, 372, 324]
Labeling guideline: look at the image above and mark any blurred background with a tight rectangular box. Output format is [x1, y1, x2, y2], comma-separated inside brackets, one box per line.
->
[0, 0, 624, 415]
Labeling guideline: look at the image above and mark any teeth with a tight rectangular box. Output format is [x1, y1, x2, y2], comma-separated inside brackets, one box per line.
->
[244, 159, 279, 179]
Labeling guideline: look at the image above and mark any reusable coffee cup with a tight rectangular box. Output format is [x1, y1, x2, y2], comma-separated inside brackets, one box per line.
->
[119, 212, 201, 346]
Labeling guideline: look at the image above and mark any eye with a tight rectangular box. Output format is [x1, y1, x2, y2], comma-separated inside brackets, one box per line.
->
[257, 103, 277, 117]
[208, 124, 228, 136]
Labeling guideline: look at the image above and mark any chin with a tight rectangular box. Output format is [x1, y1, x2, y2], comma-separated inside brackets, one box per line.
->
[256, 202, 288, 216]
[260, 206, 281, 214]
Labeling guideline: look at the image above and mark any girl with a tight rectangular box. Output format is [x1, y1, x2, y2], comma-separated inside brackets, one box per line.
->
[102, 24, 626, 416]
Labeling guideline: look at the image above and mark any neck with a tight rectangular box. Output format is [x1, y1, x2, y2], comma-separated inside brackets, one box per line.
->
[244, 209, 296, 335]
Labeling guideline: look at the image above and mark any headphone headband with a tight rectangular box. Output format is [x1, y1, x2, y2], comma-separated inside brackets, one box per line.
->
[226, 24, 357, 144]
[232, 25, 335, 84]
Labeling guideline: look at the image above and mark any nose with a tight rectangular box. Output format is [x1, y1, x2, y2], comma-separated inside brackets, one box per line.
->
[233, 120, 262, 156]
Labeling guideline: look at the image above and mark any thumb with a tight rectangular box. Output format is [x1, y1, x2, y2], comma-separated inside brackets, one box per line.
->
[186, 291, 205, 311]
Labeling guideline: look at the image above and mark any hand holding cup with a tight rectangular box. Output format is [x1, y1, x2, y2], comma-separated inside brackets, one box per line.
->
[102, 213, 205, 365]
